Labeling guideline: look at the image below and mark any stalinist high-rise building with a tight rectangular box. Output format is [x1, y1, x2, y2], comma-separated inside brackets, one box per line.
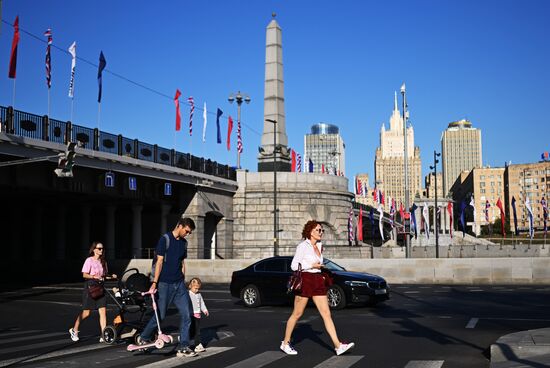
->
[374, 92, 422, 206]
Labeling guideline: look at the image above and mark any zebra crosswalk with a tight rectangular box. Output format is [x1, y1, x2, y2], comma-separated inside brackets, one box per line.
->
[0, 328, 446, 368]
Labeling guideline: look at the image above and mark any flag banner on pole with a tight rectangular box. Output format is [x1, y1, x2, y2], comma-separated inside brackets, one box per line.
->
[226, 115, 233, 151]
[8, 16, 20, 79]
[202, 102, 207, 142]
[525, 197, 534, 239]
[308, 158, 313, 173]
[68, 41, 76, 98]
[237, 118, 243, 154]
[399, 202, 404, 221]
[447, 202, 453, 238]
[423, 202, 430, 239]
[188, 96, 194, 136]
[389, 199, 396, 229]
[496, 198, 506, 237]
[174, 89, 182, 131]
[373, 188, 378, 203]
[291, 149, 296, 172]
[97, 51, 106, 103]
[380, 191, 385, 206]
[348, 206, 354, 243]
[459, 200, 467, 237]
[511, 196, 519, 235]
[362, 182, 367, 197]
[378, 204, 385, 241]
[321, 164, 325, 174]
[485, 200, 491, 223]
[542, 197, 548, 236]
[216, 108, 223, 144]
[44, 29, 52, 89]
[410, 204, 418, 239]
[470, 195, 476, 226]
[369, 207, 375, 239]
[357, 207, 363, 242]
[296, 153, 302, 172]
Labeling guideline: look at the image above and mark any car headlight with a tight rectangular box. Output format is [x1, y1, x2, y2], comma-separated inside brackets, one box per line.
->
[344, 281, 369, 287]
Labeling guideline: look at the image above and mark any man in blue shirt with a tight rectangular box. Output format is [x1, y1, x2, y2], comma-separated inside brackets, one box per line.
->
[139, 217, 196, 357]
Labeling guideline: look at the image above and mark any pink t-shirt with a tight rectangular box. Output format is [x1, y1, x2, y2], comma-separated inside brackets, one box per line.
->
[81, 257, 105, 277]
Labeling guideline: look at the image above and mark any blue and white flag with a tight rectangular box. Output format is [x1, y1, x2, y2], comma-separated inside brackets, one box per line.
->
[525, 197, 534, 239]
[511, 196, 519, 235]
[422, 202, 430, 239]
[378, 204, 384, 242]
[216, 108, 223, 144]
[460, 200, 467, 237]
[68, 42, 76, 98]
[410, 203, 418, 239]
[308, 158, 313, 173]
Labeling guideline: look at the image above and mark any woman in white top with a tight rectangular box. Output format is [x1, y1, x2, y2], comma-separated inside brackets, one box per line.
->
[280, 220, 355, 356]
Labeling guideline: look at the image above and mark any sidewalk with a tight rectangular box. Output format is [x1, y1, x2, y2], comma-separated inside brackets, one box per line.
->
[491, 328, 550, 367]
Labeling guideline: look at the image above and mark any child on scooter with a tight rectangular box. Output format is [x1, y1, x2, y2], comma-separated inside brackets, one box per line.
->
[188, 278, 209, 352]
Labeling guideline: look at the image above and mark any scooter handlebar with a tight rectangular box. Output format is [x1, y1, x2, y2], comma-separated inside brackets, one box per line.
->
[141, 289, 157, 296]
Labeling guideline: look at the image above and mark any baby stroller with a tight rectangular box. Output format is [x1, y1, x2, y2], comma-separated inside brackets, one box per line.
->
[101, 268, 151, 344]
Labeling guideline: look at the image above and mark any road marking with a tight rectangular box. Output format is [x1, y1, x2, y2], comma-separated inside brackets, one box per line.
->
[404, 291, 420, 294]
[313, 355, 363, 367]
[225, 350, 284, 368]
[14, 299, 81, 307]
[468, 289, 484, 292]
[135, 346, 234, 367]
[0, 329, 42, 338]
[434, 290, 449, 293]
[404, 360, 444, 368]
[466, 318, 479, 328]
[0, 332, 66, 343]
[32, 286, 82, 290]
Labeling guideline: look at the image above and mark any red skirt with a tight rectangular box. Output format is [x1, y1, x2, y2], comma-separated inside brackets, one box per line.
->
[296, 272, 327, 298]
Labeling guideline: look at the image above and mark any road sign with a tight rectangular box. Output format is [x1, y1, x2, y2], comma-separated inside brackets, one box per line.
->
[129, 177, 137, 191]
[164, 182, 172, 196]
[105, 172, 115, 187]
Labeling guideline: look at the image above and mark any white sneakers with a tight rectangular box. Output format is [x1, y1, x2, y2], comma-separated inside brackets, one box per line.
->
[69, 328, 79, 342]
[194, 343, 206, 353]
[335, 342, 355, 356]
[280, 341, 298, 355]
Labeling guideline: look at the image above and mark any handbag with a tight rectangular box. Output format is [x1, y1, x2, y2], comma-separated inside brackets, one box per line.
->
[88, 280, 105, 299]
[287, 263, 303, 294]
[321, 268, 334, 287]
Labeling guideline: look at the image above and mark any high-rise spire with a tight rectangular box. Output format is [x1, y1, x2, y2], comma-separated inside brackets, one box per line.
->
[394, 91, 398, 112]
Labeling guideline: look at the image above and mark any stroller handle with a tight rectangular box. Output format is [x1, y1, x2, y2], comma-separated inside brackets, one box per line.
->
[141, 289, 157, 296]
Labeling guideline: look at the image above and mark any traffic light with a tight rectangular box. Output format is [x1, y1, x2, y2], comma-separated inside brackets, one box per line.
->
[54, 142, 77, 178]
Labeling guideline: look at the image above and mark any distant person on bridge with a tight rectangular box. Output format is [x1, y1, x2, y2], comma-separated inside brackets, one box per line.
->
[138, 217, 197, 358]
[280, 220, 355, 356]
[69, 241, 117, 343]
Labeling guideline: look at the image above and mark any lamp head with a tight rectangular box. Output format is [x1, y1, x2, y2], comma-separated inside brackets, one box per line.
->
[265, 119, 277, 124]
[400, 83, 406, 93]
[244, 96, 251, 104]
[228, 95, 235, 104]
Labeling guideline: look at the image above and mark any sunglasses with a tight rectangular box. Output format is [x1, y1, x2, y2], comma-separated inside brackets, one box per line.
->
[315, 228, 324, 233]
[95, 247, 104, 250]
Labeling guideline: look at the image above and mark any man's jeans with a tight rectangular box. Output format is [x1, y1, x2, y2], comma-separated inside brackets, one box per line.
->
[140, 280, 191, 348]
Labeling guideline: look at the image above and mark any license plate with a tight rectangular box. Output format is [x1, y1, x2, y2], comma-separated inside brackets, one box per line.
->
[375, 289, 387, 295]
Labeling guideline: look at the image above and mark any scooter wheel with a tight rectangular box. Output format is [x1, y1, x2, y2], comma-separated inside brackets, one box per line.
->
[102, 325, 117, 344]
[155, 340, 165, 349]
[168, 335, 174, 343]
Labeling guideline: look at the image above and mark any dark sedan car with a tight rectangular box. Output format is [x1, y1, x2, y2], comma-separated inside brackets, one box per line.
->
[230, 256, 390, 309]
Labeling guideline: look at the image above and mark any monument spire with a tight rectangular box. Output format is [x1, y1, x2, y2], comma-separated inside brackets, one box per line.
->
[258, 16, 291, 172]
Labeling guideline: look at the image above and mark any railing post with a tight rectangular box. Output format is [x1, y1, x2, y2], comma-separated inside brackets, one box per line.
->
[133, 139, 139, 159]
[65, 121, 72, 144]
[117, 134, 123, 156]
[171, 149, 176, 167]
[93, 128, 99, 150]
[42, 115, 49, 141]
[6, 106, 14, 134]
[153, 144, 158, 163]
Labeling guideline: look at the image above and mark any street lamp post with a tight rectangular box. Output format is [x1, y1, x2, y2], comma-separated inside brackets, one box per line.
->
[430, 150, 441, 258]
[228, 91, 251, 169]
[265, 118, 279, 256]
[401, 83, 410, 258]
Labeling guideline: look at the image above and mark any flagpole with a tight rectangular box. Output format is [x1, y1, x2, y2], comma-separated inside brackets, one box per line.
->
[11, 79, 16, 108]
[97, 102, 101, 131]
[47, 89, 51, 118]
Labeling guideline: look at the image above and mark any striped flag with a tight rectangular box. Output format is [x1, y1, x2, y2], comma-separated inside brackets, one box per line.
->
[8, 16, 20, 79]
[237, 118, 243, 153]
[44, 29, 52, 89]
[202, 102, 207, 142]
[296, 153, 302, 172]
[174, 89, 182, 131]
[511, 196, 518, 235]
[348, 206, 354, 243]
[188, 96, 194, 136]
[68, 41, 76, 98]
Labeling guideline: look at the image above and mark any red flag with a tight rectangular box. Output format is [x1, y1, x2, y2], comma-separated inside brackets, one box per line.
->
[399, 202, 404, 220]
[358, 207, 363, 241]
[291, 150, 296, 172]
[174, 89, 182, 131]
[447, 202, 453, 238]
[373, 189, 378, 202]
[321, 164, 325, 174]
[496, 198, 506, 237]
[227, 115, 233, 151]
[381, 191, 385, 205]
[8, 16, 20, 79]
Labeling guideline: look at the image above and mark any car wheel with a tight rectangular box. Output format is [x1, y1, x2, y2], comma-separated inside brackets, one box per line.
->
[241, 284, 261, 307]
[327, 285, 346, 310]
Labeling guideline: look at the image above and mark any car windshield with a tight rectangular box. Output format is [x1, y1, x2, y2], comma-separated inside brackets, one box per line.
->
[322, 259, 346, 271]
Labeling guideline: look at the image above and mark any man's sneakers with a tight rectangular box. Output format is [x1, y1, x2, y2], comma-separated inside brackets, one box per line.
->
[176, 347, 198, 357]
[335, 342, 355, 356]
[69, 328, 79, 342]
[194, 343, 206, 353]
[99, 337, 105, 343]
[280, 341, 298, 355]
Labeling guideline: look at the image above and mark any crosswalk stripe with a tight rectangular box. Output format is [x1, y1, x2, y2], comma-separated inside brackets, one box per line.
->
[0, 342, 112, 367]
[0, 332, 66, 343]
[0, 338, 78, 355]
[224, 351, 285, 368]
[313, 355, 364, 368]
[135, 346, 234, 368]
[466, 317, 479, 328]
[0, 330, 42, 339]
[404, 360, 444, 368]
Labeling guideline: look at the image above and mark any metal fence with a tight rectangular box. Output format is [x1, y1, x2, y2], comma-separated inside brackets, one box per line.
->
[0, 105, 236, 181]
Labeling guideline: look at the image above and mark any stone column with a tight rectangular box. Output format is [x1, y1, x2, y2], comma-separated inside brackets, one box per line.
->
[56, 206, 66, 260]
[81, 206, 91, 258]
[160, 204, 171, 235]
[105, 206, 116, 260]
[132, 204, 143, 258]
[191, 215, 205, 260]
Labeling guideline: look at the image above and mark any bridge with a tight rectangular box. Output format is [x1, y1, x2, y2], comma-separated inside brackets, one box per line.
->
[0, 106, 238, 268]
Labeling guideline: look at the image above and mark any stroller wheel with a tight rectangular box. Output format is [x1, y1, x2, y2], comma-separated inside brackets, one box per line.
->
[102, 326, 117, 344]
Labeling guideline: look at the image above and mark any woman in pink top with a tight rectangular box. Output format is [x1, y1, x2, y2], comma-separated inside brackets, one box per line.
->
[69, 241, 116, 343]
[280, 220, 355, 356]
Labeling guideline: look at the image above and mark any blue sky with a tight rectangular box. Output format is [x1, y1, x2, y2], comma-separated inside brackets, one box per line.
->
[1, 0, 549, 188]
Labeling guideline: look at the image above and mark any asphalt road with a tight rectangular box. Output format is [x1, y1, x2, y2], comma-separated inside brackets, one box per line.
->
[1, 283, 550, 368]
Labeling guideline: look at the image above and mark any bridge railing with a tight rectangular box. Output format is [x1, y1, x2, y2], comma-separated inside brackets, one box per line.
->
[0, 105, 236, 181]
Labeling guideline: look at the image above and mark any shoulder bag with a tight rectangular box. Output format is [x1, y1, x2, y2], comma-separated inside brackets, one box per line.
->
[287, 263, 303, 294]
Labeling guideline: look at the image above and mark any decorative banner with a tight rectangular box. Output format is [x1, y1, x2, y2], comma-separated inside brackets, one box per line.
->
[188, 96, 194, 136]
[97, 51, 106, 103]
[496, 198, 506, 237]
[174, 89, 182, 131]
[460, 200, 467, 237]
[348, 206, 354, 243]
[357, 207, 363, 242]
[8, 16, 20, 79]
[296, 153, 302, 172]
[227, 115, 233, 151]
[202, 102, 207, 142]
[216, 108, 223, 144]
[44, 29, 52, 88]
[470, 195, 476, 227]
[410, 203, 418, 239]
[237, 118, 243, 154]
[511, 196, 518, 235]
[378, 204, 384, 241]
[308, 158, 313, 173]
[542, 196, 548, 236]
[525, 197, 534, 239]
[68, 41, 76, 98]
[291, 149, 296, 172]
[447, 202, 453, 238]
[422, 203, 430, 239]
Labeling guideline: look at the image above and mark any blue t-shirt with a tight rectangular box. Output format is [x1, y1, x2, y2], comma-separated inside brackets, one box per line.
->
[156, 232, 187, 283]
